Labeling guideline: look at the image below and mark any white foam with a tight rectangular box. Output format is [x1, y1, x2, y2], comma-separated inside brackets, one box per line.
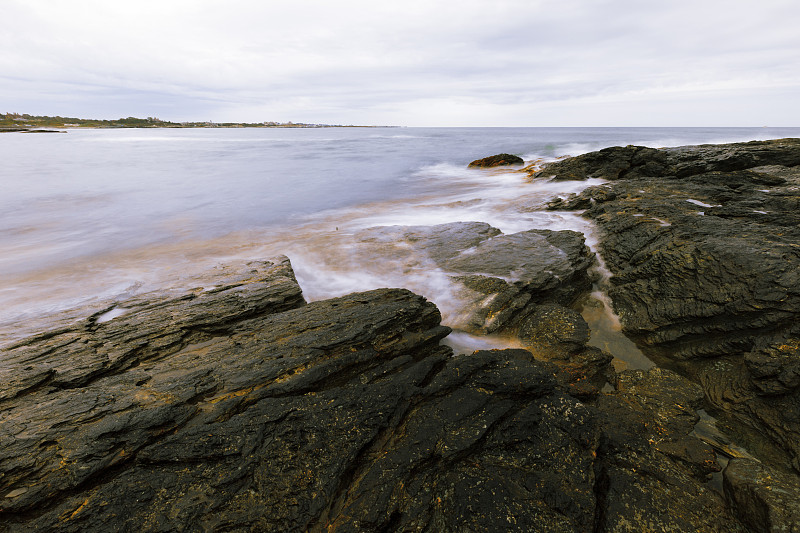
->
[96, 307, 129, 323]
[558, 143, 597, 156]
[442, 331, 525, 355]
[588, 291, 621, 331]
[686, 199, 717, 208]
[518, 151, 550, 163]
[369, 134, 421, 139]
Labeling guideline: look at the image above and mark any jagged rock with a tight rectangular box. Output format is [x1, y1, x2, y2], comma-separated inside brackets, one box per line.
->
[534, 138, 800, 181]
[745, 337, 800, 395]
[664, 139, 800, 177]
[441, 229, 593, 300]
[442, 228, 596, 333]
[545, 185, 617, 210]
[453, 274, 534, 334]
[590, 367, 745, 532]
[543, 138, 800, 476]
[354, 222, 604, 395]
[0, 255, 753, 531]
[614, 368, 719, 479]
[0, 276, 451, 530]
[518, 303, 590, 356]
[534, 145, 668, 181]
[591, 399, 745, 532]
[0, 257, 306, 395]
[467, 153, 524, 168]
[723, 459, 800, 533]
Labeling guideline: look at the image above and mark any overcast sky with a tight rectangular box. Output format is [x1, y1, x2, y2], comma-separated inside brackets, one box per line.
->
[3, 0, 799, 126]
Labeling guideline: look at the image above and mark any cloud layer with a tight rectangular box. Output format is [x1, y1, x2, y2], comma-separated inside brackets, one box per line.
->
[3, 0, 798, 125]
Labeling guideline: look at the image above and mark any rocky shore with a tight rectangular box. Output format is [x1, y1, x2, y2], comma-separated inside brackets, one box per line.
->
[2, 139, 799, 531]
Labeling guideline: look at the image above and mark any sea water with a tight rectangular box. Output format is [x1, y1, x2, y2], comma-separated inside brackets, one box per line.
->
[3, 126, 800, 358]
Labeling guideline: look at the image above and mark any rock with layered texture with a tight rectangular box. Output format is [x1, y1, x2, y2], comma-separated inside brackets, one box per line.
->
[723, 458, 800, 533]
[533, 138, 800, 181]
[1, 252, 756, 532]
[0, 262, 452, 531]
[0, 257, 307, 396]
[591, 367, 742, 532]
[540, 138, 800, 475]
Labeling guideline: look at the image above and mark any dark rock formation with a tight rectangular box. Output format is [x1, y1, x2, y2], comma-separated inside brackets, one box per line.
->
[9, 138, 800, 530]
[592, 367, 743, 531]
[540, 139, 800, 477]
[0, 257, 747, 531]
[723, 458, 800, 532]
[442, 229, 595, 309]
[534, 145, 668, 181]
[518, 303, 589, 356]
[533, 138, 800, 181]
[468, 153, 525, 168]
[0, 260, 451, 531]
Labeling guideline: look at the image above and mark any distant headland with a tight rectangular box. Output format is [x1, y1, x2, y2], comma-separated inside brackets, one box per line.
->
[1, 112, 380, 131]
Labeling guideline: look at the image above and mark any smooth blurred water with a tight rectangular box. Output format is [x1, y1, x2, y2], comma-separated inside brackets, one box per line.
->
[3, 126, 800, 275]
[2, 126, 799, 344]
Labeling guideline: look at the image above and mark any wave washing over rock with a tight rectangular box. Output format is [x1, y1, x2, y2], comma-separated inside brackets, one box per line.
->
[2, 139, 800, 531]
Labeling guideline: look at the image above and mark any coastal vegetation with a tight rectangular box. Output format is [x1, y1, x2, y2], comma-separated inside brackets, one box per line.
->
[0, 112, 358, 130]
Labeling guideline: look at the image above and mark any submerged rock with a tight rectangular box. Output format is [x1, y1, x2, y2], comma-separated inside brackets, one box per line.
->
[353, 222, 609, 396]
[516, 303, 613, 397]
[355, 222, 596, 336]
[542, 138, 800, 476]
[467, 153, 524, 168]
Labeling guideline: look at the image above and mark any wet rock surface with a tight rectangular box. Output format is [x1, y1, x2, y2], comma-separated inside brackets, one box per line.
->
[0, 256, 746, 531]
[352, 222, 610, 395]
[592, 367, 745, 532]
[541, 139, 800, 495]
[723, 458, 800, 533]
[467, 153, 525, 168]
[1, 260, 450, 531]
[355, 222, 596, 335]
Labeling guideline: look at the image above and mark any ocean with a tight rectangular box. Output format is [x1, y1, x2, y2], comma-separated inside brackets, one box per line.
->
[3, 126, 800, 358]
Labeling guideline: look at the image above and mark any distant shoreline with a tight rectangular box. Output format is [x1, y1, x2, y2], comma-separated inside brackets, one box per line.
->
[1, 113, 391, 130]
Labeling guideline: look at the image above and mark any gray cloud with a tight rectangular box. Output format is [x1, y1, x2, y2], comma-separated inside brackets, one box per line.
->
[2, 0, 798, 125]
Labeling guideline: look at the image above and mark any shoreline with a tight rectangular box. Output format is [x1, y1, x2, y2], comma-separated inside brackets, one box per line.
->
[2, 138, 799, 531]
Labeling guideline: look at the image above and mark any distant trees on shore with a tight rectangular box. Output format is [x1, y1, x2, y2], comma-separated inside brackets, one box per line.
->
[1, 113, 356, 129]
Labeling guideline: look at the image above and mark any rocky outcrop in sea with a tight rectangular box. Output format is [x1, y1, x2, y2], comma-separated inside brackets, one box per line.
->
[467, 153, 524, 168]
[2, 140, 799, 531]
